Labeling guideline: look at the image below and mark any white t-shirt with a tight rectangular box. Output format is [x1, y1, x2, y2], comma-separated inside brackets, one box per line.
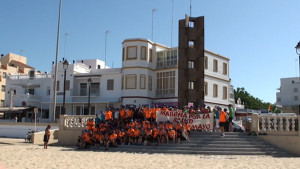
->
[114, 111, 119, 119]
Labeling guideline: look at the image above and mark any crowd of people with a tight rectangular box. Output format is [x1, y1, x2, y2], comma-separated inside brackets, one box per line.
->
[77, 104, 235, 150]
[77, 105, 192, 150]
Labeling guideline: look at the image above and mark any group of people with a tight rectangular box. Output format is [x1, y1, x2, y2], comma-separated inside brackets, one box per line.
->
[77, 104, 235, 149]
[213, 104, 234, 136]
[77, 105, 192, 150]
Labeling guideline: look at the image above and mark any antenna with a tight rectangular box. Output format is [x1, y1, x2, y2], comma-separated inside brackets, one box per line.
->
[190, 0, 192, 16]
[105, 30, 110, 68]
[152, 8, 158, 41]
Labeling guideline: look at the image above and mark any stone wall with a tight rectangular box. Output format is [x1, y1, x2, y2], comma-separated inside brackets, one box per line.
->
[32, 129, 58, 145]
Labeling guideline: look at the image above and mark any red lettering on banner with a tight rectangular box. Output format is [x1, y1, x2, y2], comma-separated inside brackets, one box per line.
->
[178, 112, 182, 117]
[203, 113, 210, 119]
[182, 113, 187, 118]
[191, 124, 210, 130]
[169, 111, 173, 116]
[174, 112, 178, 117]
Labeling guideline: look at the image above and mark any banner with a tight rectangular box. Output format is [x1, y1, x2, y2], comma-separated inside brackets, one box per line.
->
[156, 111, 214, 130]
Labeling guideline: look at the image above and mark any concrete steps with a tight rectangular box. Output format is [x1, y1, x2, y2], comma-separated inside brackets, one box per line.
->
[104, 131, 292, 156]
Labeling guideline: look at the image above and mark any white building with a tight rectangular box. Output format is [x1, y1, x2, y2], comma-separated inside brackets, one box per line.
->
[276, 77, 300, 114]
[5, 38, 234, 122]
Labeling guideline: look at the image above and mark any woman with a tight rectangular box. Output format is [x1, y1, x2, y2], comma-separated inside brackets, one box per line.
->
[44, 125, 51, 149]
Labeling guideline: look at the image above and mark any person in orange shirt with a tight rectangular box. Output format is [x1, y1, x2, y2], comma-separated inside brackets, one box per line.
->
[143, 106, 151, 122]
[145, 127, 152, 145]
[175, 121, 183, 143]
[120, 106, 126, 125]
[117, 129, 125, 145]
[126, 108, 133, 122]
[105, 108, 113, 124]
[109, 130, 118, 147]
[184, 120, 191, 136]
[86, 119, 95, 131]
[133, 126, 140, 144]
[168, 128, 176, 144]
[219, 107, 227, 136]
[152, 127, 159, 145]
[160, 127, 168, 143]
[127, 126, 135, 145]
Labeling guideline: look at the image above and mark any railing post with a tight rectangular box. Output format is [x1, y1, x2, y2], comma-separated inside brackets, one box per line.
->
[251, 114, 259, 134]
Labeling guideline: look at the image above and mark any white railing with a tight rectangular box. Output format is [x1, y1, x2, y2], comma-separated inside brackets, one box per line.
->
[251, 114, 299, 136]
[61, 115, 95, 130]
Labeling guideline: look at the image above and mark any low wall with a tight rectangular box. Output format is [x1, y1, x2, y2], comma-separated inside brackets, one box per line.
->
[32, 129, 59, 145]
[58, 129, 82, 146]
[0, 122, 59, 126]
[258, 135, 300, 156]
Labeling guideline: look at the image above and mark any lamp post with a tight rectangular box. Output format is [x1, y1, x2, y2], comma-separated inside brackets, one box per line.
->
[295, 41, 300, 77]
[87, 78, 92, 115]
[62, 59, 69, 115]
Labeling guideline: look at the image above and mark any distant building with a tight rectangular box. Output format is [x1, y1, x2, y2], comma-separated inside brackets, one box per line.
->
[0, 53, 34, 107]
[276, 77, 300, 114]
[4, 38, 234, 122]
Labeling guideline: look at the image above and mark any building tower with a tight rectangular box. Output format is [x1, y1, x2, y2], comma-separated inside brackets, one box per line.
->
[178, 15, 205, 108]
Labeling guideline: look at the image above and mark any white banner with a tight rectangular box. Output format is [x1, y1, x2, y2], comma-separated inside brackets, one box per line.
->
[156, 111, 214, 130]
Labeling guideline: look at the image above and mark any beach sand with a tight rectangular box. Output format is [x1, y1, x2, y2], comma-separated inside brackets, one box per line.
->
[0, 138, 299, 169]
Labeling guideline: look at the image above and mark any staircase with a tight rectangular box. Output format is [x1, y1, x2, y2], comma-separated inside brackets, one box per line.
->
[111, 131, 292, 156]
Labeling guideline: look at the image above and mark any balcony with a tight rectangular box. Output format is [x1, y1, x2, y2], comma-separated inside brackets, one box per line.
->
[156, 89, 175, 98]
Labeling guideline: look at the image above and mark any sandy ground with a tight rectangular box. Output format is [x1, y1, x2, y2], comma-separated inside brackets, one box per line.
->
[0, 138, 299, 169]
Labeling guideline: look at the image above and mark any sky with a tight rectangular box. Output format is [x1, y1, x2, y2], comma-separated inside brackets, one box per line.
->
[1, 0, 300, 104]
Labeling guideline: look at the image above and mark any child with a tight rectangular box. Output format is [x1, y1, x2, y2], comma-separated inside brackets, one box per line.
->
[168, 128, 176, 144]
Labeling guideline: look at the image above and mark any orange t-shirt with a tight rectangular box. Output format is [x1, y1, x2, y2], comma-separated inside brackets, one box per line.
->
[185, 124, 191, 131]
[128, 128, 134, 137]
[144, 108, 151, 118]
[86, 121, 94, 130]
[219, 111, 227, 122]
[152, 129, 159, 138]
[110, 134, 118, 142]
[134, 129, 140, 137]
[127, 110, 133, 118]
[176, 124, 183, 131]
[168, 130, 175, 138]
[118, 131, 125, 138]
[151, 108, 158, 119]
[105, 111, 113, 120]
[120, 109, 126, 119]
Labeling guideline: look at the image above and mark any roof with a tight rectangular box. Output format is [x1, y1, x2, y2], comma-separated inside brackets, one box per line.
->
[10, 60, 34, 69]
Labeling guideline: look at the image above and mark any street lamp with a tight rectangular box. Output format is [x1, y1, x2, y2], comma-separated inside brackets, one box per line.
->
[295, 41, 300, 77]
[87, 78, 92, 115]
[62, 59, 69, 115]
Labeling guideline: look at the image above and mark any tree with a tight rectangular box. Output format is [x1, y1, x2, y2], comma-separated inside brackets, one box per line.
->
[234, 87, 280, 112]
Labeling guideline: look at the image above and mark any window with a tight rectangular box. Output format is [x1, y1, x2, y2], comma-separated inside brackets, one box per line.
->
[188, 41, 194, 48]
[149, 49, 153, 62]
[189, 21, 194, 28]
[148, 76, 152, 91]
[294, 88, 298, 93]
[127, 46, 137, 60]
[107, 80, 114, 90]
[157, 71, 175, 95]
[122, 47, 125, 61]
[188, 61, 194, 69]
[223, 86, 228, 99]
[0, 100, 4, 107]
[80, 83, 87, 96]
[98, 65, 101, 69]
[56, 81, 60, 91]
[91, 83, 100, 95]
[213, 84, 218, 97]
[1, 85, 5, 92]
[140, 74, 146, 89]
[204, 82, 208, 96]
[213, 59, 218, 72]
[65, 80, 70, 91]
[27, 89, 34, 95]
[188, 82, 195, 90]
[294, 96, 298, 101]
[47, 87, 50, 95]
[223, 62, 228, 75]
[121, 75, 124, 90]
[125, 74, 137, 89]
[204, 56, 208, 69]
[141, 46, 147, 60]
[277, 98, 281, 102]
